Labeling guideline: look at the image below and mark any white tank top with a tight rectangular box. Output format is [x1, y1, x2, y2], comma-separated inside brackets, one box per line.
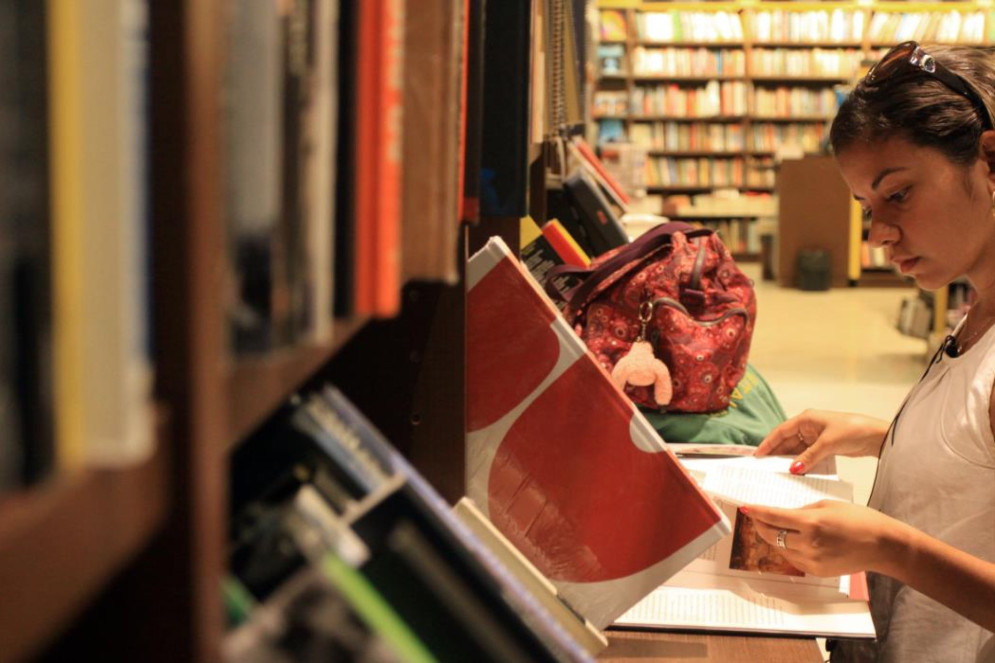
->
[834, 322, 995, 663]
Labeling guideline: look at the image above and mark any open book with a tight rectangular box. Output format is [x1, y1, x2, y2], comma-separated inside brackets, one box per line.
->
[614, 449, 876, 639]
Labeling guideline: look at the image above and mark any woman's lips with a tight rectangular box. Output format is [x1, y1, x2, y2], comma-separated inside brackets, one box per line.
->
[894, 256, 919, 274]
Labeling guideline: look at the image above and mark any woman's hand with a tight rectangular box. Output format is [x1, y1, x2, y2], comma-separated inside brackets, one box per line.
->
[743, 501, 908, 578]
[754, 409, 890, 475]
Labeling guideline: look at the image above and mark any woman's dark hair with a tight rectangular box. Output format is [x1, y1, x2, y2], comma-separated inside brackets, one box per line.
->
[830, 44, 995, 166]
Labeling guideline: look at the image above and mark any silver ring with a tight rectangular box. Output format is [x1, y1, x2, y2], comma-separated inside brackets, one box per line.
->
[776, 529, 788, 550]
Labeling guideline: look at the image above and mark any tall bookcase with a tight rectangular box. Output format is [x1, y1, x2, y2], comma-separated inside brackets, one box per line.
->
[595, 0, 994, 281]
[0, 1, 475, 661]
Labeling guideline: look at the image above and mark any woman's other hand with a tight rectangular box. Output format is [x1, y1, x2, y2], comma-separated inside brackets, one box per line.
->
[743, 501, 909, 578]
[754, 409, 890, 475]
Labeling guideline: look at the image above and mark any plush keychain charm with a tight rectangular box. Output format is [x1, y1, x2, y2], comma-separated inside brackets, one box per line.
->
[610, 302, 672, 407]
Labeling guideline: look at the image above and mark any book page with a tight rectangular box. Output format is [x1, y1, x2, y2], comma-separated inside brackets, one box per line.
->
[701, 465, 853, 509]
[615, 585, 875, 638]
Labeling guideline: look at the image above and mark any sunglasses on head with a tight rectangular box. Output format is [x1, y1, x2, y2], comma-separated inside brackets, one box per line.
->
[865, 41, 993, 131]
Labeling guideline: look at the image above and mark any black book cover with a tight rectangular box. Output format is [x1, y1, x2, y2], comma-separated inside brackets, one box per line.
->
[562, 169, 629, 256]
[332, 0, 358, 317]
[0, 0, 54, 488]
[546, 188, 596, 258]
[479, 0, 531, 218]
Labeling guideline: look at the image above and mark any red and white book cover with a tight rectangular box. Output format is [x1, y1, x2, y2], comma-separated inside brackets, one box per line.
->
[466, 236, 729, 629]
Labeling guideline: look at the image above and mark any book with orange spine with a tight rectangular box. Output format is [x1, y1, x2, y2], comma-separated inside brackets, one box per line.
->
[541, 219, 591, 268]
[354, 0, 405, 317]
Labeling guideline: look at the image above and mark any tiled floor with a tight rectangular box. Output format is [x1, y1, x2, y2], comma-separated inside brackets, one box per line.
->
[742, 263, 927, 505]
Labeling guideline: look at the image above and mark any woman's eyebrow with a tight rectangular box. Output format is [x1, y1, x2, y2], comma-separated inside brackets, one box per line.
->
[872, 167, 908, 190]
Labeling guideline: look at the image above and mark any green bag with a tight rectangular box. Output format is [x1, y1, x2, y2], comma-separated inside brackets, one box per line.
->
[640, 365, 786, 447]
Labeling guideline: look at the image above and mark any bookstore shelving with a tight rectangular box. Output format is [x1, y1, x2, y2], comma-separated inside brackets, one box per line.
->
[1, 0, 473, 660]
[596, 0, 995, 282]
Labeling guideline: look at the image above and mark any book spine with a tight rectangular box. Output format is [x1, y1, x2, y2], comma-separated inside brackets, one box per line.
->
[570, 137, 630, 206]
[541, 220, 591, 268]
[47, 0, 86, 474]
[0, 0, 55, 489]
[332, 0, 357, 317]
[276, 0, 307, 344]
[226, 0, 283, 353]
[354, 0, 404, 317]
[305, 0, 338, 343]
[69, 0, 156, 466]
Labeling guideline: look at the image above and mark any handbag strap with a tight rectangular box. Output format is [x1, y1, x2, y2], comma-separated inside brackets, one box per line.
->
[546, 221, 713, 310]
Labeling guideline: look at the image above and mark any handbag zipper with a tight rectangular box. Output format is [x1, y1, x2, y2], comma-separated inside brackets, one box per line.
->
[647, 297, 750, 327]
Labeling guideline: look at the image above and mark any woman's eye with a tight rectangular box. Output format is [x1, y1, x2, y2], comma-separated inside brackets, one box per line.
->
[887, 187, 909, 203]
[861, 207, 872, 221]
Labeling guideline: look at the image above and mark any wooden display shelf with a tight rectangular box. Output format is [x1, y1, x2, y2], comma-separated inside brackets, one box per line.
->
[631, 74, 747, 81]
[752, 115, 835, 122]
[752, 41, 862, 48]
[600, 630, 824, 662]
[228, 316, 368, 444]
[751, 75, 850, 82]
[634, 40, 746, 48]
[648, 150, 745, 156]
[648, 185, 774, 192]
[0, 412, 172, 663]
[631, 115, 746, 122]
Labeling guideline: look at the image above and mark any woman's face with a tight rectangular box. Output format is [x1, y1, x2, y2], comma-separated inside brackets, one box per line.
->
[836, 136, 995, 291]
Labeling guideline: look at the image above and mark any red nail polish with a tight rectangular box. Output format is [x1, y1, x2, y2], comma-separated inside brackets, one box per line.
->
[739, 506, 750, 515]
[790, 461, 806, 475]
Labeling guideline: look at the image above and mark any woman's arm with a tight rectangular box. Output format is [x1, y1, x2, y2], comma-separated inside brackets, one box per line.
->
[882, 522, 995, 633]
[746, 502, 995, 632]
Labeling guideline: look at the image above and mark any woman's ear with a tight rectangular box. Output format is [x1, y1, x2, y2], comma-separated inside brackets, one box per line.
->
[980, 130, 995, 183]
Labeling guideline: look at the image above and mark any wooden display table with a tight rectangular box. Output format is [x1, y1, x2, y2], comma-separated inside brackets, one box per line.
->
[600, 629, 824, 662]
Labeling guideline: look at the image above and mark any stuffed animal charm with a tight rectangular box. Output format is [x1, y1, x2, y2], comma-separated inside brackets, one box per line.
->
[611, 340, 672, 407]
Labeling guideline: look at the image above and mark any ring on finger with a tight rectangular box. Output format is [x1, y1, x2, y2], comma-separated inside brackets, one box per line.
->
[776, 528, 789, 550]
[797, 431, 805, 444]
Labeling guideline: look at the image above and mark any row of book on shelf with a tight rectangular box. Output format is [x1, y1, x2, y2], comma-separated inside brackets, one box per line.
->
[595, 85, 839, 119]
[613, 121, 828, 155]
[0, 0, 156, 493]
[0, 0, 485, 492]
[627, 82, 749, 118]
[628, 47, 746, 77]
[614, 46, 864, 79]
[644, 157, 776, 190]
[600, 7, 987, 44]
[227, 0, 471, 354]
[226, 215, 876, 659]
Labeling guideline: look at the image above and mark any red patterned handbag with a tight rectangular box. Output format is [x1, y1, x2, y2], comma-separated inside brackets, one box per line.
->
[548, 222, 756, 413]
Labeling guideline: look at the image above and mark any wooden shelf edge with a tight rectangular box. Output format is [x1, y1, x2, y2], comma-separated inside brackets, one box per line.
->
[0, 413, 172, 663]
[227, 316, 369, 444]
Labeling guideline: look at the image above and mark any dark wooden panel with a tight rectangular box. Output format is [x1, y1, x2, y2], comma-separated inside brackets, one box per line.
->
[601, 630, 824, 662]
[228, 318, 368, 444]
[0, 419, 170, 663]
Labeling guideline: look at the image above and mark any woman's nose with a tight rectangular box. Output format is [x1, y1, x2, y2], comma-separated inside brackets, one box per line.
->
[867, 215, 900, 247]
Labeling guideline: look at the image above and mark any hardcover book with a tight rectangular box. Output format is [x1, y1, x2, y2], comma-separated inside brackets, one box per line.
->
[466, 236, 728, 629]
[614, 452, 876, 639]
[561, 169, 629, 257]
[231, 383, 593, 662]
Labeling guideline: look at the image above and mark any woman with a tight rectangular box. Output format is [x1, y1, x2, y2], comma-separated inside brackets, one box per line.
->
[744, 42, 995, 662]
